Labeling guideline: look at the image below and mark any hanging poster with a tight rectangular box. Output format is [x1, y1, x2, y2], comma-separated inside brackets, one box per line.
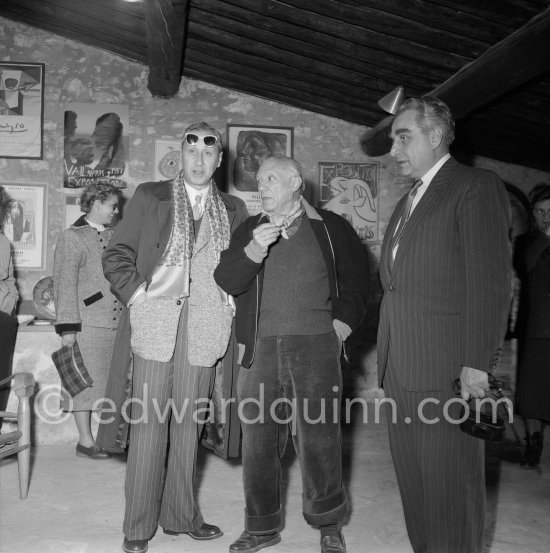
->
[227, 125, 293, 215]
[318, 161, 379, 243]
[0, 62, 44, 159]
[63, 103, 129, 189]
[153, 139, 181, 181]
[1, 182, 47, 269]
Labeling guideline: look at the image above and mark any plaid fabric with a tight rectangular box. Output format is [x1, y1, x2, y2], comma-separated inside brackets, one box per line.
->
[51, 342, 93, 397]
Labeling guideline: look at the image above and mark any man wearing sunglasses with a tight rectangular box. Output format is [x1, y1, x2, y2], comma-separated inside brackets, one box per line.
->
[98, 122, 247, 553]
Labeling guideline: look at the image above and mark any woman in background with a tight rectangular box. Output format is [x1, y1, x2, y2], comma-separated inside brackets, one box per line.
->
[53, 181, 121, 458]
[0, 186, 19, 432]
[514, 183, 550, 468]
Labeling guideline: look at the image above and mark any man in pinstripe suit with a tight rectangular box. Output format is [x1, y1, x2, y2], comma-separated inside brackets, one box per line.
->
[377, 96, 511, 553]
[102, 123, 247, 553]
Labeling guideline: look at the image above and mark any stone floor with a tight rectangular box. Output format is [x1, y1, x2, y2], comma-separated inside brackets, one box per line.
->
[2, 339, 549, 553]
[1, 401, 549, 553]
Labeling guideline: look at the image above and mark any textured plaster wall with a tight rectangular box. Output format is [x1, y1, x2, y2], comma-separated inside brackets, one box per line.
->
[1, 16, 549, 306]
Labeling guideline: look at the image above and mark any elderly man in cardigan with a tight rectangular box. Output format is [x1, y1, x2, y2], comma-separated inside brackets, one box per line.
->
[101, 122, 247, 553]
[215, 157, 370, 553]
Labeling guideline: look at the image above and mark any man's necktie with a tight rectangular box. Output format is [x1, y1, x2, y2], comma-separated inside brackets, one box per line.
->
[390, 178, 422, 253]
[192, 194, 203, 220]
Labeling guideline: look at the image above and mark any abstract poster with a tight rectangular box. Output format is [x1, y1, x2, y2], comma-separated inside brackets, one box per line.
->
[318, 162, 379, 243]
[63, 103, 129, 189]
[0, 62, 44, 159]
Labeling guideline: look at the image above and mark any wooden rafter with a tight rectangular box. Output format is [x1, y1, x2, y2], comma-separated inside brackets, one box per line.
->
[145, 0, 190, 98]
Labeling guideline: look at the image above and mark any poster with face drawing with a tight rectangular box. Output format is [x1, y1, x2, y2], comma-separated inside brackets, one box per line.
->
[153, 139, 181, 181]
[227, 125, 293, 215]
[318, 162, 379, 243]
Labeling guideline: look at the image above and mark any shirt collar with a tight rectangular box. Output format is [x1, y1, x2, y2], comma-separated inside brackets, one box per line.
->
[419, 153, 451, 187]
[85, 218, 105, 231]
[184, 181, 210, 207]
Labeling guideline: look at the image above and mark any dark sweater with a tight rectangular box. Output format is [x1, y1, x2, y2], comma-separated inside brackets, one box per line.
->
[258, 216, 332, 337]
[214, 204, 371, 368]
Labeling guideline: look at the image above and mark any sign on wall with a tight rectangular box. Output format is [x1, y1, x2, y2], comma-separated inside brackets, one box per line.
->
[0, 62, 44, 159]
[63, 103, 129, 189]
[1, 182, 47, 269]
[318, 162, 379, 243]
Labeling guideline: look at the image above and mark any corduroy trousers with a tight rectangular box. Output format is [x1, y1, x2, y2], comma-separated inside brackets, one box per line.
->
[237, 331, 347, 534]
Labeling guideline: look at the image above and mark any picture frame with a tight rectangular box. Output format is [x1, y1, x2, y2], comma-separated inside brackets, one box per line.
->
[227, 124, 293, 215]
[153, 138, 181, 181]
[1, 182, 47, 269]
[63, 102, 129, 189]
[0, 62, 45, 159]
[318, 161, 380, 243]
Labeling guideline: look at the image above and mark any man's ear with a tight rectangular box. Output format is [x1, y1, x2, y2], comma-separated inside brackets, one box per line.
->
[292, 176, 302, 191]
[430, 127, 443, 149]
[217, 151, 223, 169]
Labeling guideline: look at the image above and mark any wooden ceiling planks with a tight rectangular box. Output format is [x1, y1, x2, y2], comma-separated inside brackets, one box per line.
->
[189, 1, 449, 88]
[0, 0, 147, 61]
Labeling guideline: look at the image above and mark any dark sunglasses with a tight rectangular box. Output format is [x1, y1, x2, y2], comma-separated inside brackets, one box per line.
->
[184, 133, 219, 148]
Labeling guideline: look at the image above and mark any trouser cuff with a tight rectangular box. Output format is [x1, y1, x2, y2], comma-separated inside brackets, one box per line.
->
[303, 488, 347, 527]
[245, 507, 283, 535]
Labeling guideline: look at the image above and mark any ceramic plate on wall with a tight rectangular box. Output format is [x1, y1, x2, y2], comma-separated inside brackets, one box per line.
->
[33, 276, 56, 320]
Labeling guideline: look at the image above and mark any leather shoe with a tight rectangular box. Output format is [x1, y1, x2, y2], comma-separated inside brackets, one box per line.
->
[76, 443, 111, 459]
[320, 529, 346, 553]
[122, 537, 148, 553]
[229, 530, 281, 553]
[163, 522, 223, 540]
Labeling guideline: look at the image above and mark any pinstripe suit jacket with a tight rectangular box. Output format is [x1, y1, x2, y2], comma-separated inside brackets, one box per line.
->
[377, 158, 511, 392]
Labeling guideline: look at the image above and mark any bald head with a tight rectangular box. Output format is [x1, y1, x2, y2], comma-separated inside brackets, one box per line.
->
[256, 156, 304, 214]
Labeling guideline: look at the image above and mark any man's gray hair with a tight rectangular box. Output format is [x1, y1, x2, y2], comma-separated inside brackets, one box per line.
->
[396, 96, 455, 148]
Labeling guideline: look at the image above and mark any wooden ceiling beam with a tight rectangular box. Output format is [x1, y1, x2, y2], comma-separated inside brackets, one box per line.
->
[145, 0, 190, 98]
[433, 7, 550, 119]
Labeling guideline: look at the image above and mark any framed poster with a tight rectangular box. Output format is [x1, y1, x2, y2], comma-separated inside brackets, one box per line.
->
[1, 182, 47, 269]
[227, 125, 293, 215]
[0, 62, 44, 159]
[318, 162, 379, 243]
[154, 139, 181, 181]
[63, 102, 129, 189]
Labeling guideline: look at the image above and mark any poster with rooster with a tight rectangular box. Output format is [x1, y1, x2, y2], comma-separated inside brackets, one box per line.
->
[318, 162, 379, 243]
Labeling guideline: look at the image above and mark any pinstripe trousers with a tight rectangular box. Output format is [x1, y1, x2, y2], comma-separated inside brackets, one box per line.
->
[123, 302, 215, 540]
[385, 361, 485, 553]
